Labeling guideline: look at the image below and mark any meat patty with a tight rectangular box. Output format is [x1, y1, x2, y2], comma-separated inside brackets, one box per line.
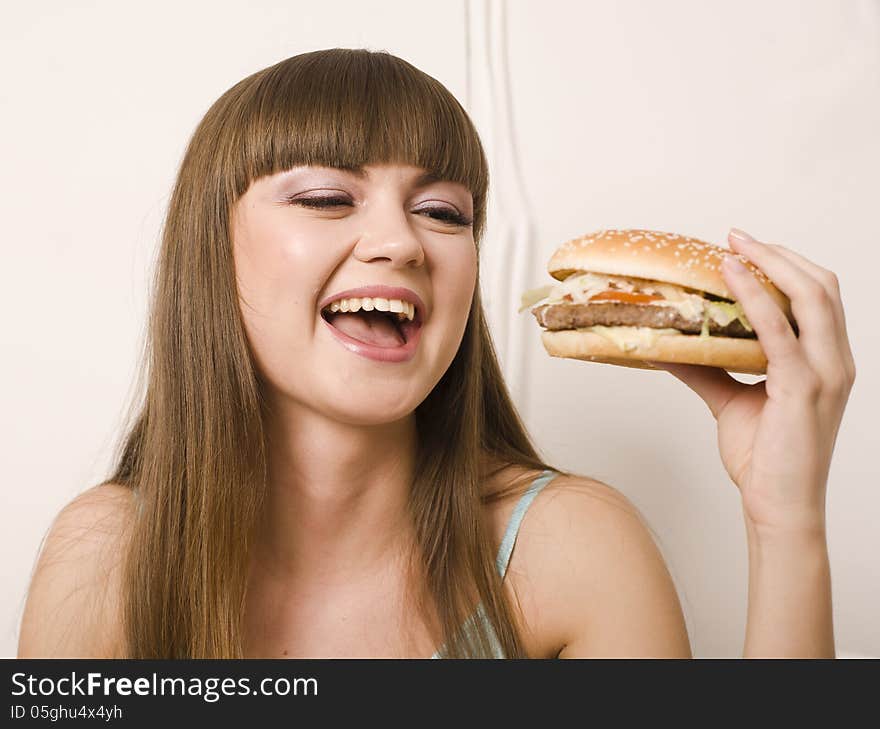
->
[532, 301, 756, 338]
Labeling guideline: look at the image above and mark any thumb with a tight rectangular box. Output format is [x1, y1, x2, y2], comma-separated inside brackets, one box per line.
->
[646, 360, 743, 419]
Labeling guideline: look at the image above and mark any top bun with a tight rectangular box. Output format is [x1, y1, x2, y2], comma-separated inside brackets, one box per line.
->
[548, 229, 793, 324]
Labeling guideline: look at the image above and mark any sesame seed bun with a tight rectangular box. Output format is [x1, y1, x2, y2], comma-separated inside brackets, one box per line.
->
[536, 229, 796, 375]
[548, 229, 793, 320]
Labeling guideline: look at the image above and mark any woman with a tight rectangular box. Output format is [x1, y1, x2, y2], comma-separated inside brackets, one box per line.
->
[17, 48, 855, 658]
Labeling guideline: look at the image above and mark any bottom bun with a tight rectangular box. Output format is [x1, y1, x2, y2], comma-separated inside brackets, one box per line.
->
[540, 328, 768, 375]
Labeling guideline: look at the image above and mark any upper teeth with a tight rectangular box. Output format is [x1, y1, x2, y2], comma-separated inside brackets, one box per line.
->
[325, 297, 416, 321]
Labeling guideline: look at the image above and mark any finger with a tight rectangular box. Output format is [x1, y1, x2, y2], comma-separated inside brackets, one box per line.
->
[720, 253, 809, 379]
[762, 243, 855, 382]
[726, 230, 846, 383]
[646, 360, 744, 419]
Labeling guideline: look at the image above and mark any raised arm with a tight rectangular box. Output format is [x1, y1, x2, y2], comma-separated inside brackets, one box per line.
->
[649, 227, 855, 657]
[742, 520, 833, 657]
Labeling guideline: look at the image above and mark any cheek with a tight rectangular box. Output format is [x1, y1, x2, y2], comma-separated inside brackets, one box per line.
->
[233, 218, 336, 316]
[233, 233, 333, 384]
[442, 242, 478, 316]
[428, 242, 477, 353]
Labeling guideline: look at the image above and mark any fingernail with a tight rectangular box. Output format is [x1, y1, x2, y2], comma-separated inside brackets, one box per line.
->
[729, 228, 754, 244]
[723, 255, 747, 274]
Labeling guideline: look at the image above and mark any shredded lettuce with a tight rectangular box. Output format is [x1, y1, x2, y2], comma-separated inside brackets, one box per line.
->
[518, 284, 555, 313]
[519, 272, 636, 313]
[705, 300, 752, 332]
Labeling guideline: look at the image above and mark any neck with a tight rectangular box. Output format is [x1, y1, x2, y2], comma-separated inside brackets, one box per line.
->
[253, 402, 419, 590]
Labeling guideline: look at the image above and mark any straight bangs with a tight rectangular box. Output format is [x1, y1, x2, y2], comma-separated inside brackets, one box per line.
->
[223, 48, 489, 242]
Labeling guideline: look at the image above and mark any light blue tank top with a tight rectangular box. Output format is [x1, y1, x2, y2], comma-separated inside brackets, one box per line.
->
[430, 469, 559, 659]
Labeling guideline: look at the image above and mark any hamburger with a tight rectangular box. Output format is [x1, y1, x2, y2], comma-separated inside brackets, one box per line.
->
[520, 229, 797, 375]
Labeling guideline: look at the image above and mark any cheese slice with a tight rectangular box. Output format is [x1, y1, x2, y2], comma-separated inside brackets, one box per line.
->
[581, 325, 682, 352]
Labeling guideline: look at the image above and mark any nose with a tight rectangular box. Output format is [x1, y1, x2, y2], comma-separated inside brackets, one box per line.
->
[352, 200, 426, 268]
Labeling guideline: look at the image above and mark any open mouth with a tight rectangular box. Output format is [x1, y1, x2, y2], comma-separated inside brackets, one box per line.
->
[321, 298, 422, 362]
[319, 301, 424, 352]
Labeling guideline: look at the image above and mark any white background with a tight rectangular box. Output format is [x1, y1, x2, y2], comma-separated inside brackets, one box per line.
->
[2, 0, 877, 658]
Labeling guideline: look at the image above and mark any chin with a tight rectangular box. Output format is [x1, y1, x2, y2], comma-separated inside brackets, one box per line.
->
[321, 383, 426, 426]
[329, 403, 419, 427]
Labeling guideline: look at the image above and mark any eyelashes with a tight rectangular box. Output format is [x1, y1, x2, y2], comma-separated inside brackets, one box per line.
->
[285, 195, 473, 227]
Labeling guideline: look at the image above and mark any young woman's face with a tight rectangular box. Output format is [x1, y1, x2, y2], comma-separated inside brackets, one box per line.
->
[231, 163, 477, 425]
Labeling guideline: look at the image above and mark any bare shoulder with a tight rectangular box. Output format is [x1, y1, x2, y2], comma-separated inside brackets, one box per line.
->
[17, 483, 134, 658]
[506, 470, 692, 658]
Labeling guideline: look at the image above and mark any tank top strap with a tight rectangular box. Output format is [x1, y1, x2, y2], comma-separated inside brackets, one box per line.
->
[431, 469, 560, 658]
[495, 469, 559, 580]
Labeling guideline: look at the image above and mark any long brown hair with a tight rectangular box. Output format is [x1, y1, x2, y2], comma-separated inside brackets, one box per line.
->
[102, 48, 569, 658]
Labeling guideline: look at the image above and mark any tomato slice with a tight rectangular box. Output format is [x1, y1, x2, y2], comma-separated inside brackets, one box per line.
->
[588, 290, 663, 304]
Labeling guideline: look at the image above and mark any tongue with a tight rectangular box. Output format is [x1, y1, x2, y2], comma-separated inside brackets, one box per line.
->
[327, 310, 406, 348]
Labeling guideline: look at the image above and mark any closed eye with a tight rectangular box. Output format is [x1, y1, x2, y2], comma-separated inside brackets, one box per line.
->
[286, 196, 472, 226]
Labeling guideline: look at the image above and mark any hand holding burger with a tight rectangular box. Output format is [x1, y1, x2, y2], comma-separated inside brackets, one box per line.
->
[525, 226, 857, 544]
